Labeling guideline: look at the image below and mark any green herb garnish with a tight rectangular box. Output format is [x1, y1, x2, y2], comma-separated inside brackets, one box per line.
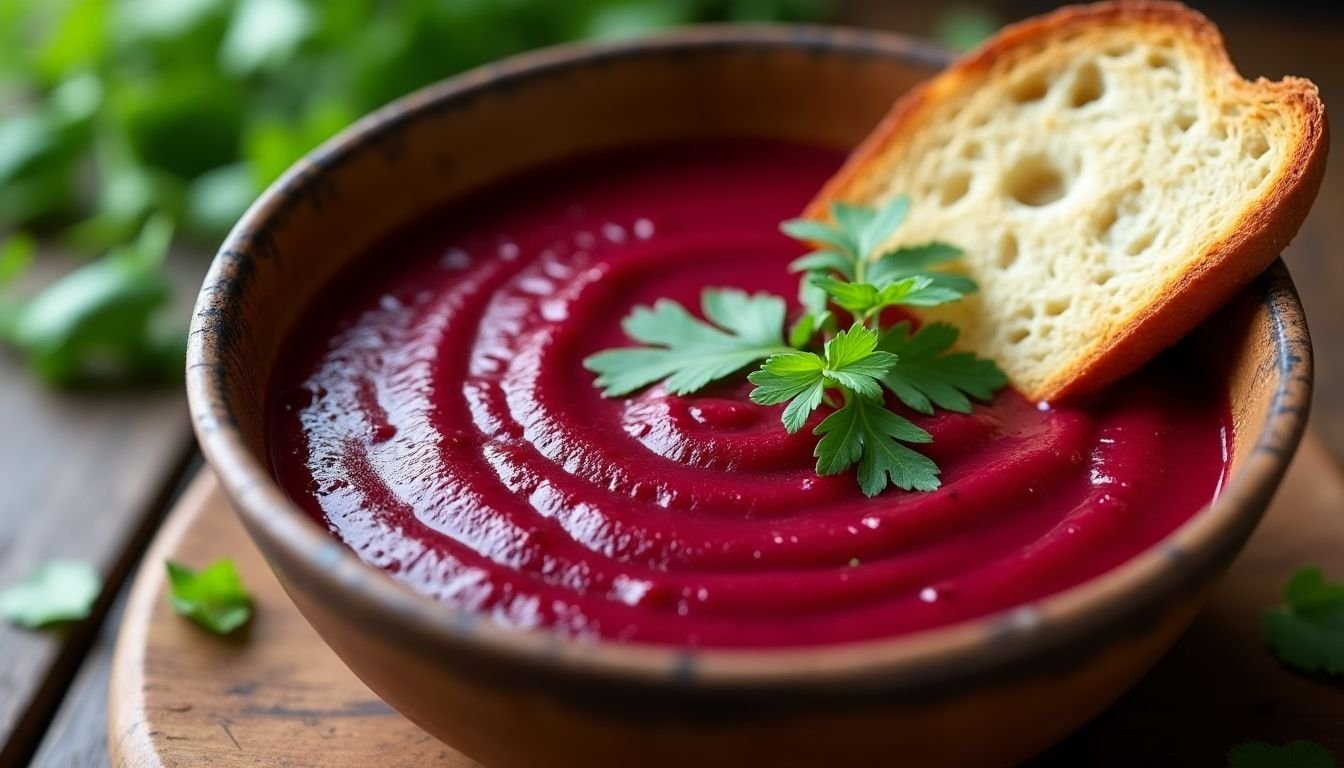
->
[1263, 566, 1344, 676]
[749, 324, 897, 433]
[878, 321, 1007, 415]
[585, 290, 793, 397]
[1229, 740, 1336, 768]
[0, 560, 102, 628]
[166, 559, 254, 635]
[813, 387, 939, 494]
[584, 197, 1007, 496]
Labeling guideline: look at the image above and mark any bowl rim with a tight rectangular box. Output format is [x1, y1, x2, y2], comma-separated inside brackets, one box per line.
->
[187, 23, 1312, 692]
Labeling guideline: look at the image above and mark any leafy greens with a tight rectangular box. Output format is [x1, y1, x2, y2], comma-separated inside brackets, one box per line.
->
[0, 0, 831, 387]
[0, 560, 102, 628]
[1263, 566, 1344, 677]
[166, 558, 254, 635]
[586, 196, 1006, 495]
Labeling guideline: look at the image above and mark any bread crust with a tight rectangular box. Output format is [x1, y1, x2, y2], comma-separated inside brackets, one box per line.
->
[806, 1, 1328, 403]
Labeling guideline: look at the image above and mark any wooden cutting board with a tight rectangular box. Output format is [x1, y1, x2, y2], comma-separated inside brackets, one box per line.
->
[108, 435, 1344, 767]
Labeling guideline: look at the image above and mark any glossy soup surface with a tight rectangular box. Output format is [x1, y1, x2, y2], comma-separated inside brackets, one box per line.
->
[268, 140, 1229, 647]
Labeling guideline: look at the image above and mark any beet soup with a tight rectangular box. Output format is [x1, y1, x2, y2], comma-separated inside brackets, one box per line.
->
[267, 140, 1228, 648]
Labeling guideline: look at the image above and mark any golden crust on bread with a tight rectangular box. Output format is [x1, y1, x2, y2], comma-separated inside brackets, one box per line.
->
[806, 1, 1327, 402]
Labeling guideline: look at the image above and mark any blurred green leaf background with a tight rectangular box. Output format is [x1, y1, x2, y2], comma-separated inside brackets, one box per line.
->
[0, 0, 835, 386]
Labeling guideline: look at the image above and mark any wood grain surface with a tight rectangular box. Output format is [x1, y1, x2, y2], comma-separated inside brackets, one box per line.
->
[0, 376, 189, 766]
[0, 252, 202, 767]
[108, 471, 475, 768]
[108, 435, 1344, 768]
[28, 591, 129, 768]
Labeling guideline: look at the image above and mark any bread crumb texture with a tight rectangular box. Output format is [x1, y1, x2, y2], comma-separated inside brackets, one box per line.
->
[819, 2, 1324, 401]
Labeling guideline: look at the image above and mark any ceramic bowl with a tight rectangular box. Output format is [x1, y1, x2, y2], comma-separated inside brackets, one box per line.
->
[186, 26, 1312, 768]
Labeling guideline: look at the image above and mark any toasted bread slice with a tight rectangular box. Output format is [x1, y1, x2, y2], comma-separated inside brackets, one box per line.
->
[807, 1, 1326, 402]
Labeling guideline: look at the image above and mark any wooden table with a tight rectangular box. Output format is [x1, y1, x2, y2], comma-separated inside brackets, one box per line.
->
[2, 4, 1342, 767]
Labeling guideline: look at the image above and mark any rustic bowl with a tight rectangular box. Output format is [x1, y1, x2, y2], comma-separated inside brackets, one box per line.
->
[186, 26, 1312, 768]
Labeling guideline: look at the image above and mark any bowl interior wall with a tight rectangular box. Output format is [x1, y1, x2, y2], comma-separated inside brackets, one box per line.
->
[221, 42, 938, 459]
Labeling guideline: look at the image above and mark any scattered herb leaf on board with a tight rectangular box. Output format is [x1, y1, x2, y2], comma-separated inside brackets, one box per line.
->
[166, 559, 254, 635]
[1263, 566, 1344, 676]
[0, 560, 102, 628]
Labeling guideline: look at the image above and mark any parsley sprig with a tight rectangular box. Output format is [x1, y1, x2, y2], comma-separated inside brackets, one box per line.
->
[583, 197, 1006, 496]
[749, 324, 898, 432]
[1263, 566, 1344, 677]
[166, 558, 254, 635]
[585, 289, 792, 397]
[0, 560, 102, 629]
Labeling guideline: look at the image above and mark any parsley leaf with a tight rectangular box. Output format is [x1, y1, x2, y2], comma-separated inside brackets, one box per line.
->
[814, 274, 967, 317]
[837, 197, 911, 259]
[818, 324, 896, 396]
[1229, 741, 1337, 768]
[878, 321, 1008, 414]
[788, 249, 854, 279]
[784, 198, 974, 330]
[788, 271, 834, 349]
[782, 197, 911, 279]
[584, 288, 792, 397]
[780, 220, 856, 265]
[1263, 567, 1344, 676]
[783, 200, 911, 347]
[748, 324, 895, 432]
[592, 197, 1007, 497]
[748, 351, 826, 433]
[0, 560, 101, 628]
[815, 393, 937, 495]
[787, 309, 820, 349]
[166, 559, 254, 635]
[868, 242, 979, 295]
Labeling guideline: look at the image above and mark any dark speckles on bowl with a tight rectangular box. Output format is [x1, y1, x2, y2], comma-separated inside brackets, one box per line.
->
[186, 25, 1311, 768]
